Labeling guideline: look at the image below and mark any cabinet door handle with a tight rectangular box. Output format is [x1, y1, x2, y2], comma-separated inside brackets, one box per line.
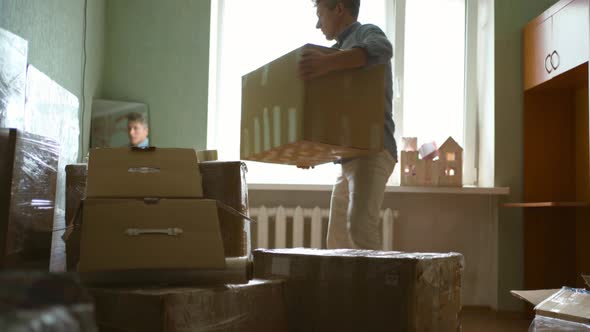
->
[550, 50, 560, 70]
[545, 54, 553, 73]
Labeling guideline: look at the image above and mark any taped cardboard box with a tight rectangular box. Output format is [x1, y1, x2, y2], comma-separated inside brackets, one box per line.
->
[86, 147, 203, 198]
[91, 279, 287, 332]
[0, 128, 58, 268]
[512, 287, 590, 331]
[241, 44, 385, 167]
[253, 248, 463, 332]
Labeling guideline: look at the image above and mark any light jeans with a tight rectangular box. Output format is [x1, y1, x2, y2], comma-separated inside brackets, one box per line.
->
[327, 150, 396, 250]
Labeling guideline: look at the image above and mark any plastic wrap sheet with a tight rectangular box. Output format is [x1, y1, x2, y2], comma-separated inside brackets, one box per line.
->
[529, 316, 590, 331]
[253, 248, 464, 332]
[1, 129, 59, 266]
[0, 28, 27, 129]
[90, 279, 286, 332]
[24, 65, 79, 219]
[533, 287, 590, 326]
[0, 271, 96, 331]
[199, 161, 251, 257]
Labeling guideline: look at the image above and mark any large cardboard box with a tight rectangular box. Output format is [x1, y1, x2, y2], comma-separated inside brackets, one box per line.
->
[241, 44, 385, 167]
[253, 248, 463, 332]
[90, 279, 287, 332]
[0, 128, 58, 268]
[79, 198, 226, 273]
[512, 287, 590, 330]
[86, 147, 203, 198]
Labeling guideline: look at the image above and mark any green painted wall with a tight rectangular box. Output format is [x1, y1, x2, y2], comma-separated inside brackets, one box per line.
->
[0, 0, 105, 159]
[494, 0, 560, 311]
[102, 0, 211, 149]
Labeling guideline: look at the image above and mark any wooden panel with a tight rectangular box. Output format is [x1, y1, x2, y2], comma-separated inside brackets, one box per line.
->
[576, 84, 590, 286]
[524, 17, 554, 90]
[553, 0, 590, 77]
[524, 89, 576, 202]
[524, 209, 577, 289]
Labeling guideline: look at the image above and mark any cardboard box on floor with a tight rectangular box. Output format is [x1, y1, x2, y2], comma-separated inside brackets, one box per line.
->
[78, 148, 235, 284]
[512, 287, 590, 330]
[241, 44, 385, 167]
[90, 279, 287, 332]
[253, 248, 463, 332]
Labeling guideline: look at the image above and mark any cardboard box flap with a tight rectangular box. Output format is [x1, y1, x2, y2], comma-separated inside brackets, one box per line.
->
[534, 288, 590, 325]
[511, 289, 561, 306]
[86, 148, 203, 198]
[79, 198, 225, 272]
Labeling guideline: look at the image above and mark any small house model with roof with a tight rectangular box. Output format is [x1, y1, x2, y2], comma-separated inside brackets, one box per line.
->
[400, 136, 463, 187]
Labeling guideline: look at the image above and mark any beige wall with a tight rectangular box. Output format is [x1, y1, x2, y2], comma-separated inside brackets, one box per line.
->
[102, 0, 211, 150]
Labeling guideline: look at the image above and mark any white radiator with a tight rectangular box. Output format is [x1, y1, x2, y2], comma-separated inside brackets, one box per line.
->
[250, 206, 398, 250]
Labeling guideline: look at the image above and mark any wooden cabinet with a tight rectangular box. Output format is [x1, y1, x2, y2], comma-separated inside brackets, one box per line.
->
[523, 0, 589, 90]
[521, 0, 590, 291]
[524, 17, 553, 90]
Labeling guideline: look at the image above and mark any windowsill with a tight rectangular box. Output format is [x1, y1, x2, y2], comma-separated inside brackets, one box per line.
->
[248, 183, 510, 195]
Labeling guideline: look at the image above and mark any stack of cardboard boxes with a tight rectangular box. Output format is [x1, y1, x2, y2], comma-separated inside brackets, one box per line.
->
[69, 148, 249, 286]
[62, 148, 293, 331]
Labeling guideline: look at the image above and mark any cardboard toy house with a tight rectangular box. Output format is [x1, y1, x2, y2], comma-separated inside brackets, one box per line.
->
[401, 136, 463, 187]
[437, 137, 463, 187]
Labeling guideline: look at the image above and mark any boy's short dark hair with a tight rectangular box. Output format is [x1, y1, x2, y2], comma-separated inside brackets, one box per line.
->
[126, 112, 148, 127]
[313, 0, 360, 19]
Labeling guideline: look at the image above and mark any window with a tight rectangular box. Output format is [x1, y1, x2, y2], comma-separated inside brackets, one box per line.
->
[208, 0, 477, 186]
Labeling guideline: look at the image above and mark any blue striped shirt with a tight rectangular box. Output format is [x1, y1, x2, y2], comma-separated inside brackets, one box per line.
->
[335, 22, 397, 161]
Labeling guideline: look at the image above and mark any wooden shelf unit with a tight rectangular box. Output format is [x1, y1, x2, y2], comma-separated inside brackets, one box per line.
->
[504, 202, 589, 208]
[522, 0, 590, 290]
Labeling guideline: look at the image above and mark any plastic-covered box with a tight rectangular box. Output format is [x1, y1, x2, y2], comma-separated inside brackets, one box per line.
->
[0, 128, 59, 268]
[253, 248, 463, 332]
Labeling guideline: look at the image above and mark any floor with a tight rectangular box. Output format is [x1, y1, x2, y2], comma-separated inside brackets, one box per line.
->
[462, 307, 532, 332]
